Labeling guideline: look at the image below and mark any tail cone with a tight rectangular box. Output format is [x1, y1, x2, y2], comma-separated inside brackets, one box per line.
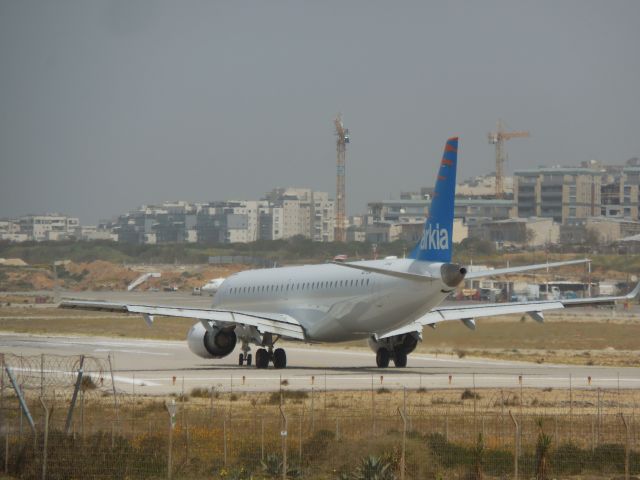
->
[440, 263, 467, 287]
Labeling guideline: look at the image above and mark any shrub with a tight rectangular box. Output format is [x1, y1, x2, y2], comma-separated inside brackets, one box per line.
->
[351, 455, 396, 480]
[190, 387, 213, 398]
[267, 390, 308, 404]
[461, 389, 481, 400]
[552, 443, 585, 475]
[534, 420, 552, 480]
[591, 443, 625, 473]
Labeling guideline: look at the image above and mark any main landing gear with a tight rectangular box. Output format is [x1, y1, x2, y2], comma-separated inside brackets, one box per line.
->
[371, 332, 418, 368]
[375, 347, 407, 368]
[255, 347, 287, 369]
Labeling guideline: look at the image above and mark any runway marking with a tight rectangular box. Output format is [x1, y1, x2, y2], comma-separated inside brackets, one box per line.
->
[132, 374, 640, 386]
[94, 348, 171, 356]
[112, 375, 160, 387]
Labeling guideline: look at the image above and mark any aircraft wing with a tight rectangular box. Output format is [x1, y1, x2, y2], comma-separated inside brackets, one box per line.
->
[464, 258, 590, 279]
[59, 300, 306, 340]
[377, 282, 640, 340]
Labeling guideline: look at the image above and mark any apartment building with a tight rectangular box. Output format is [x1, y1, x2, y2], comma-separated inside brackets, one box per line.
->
[514, 167, 602, 224]
[107, 189, 335, 245]
[16, 214, 80, 241]
[367, 198, 515, 225]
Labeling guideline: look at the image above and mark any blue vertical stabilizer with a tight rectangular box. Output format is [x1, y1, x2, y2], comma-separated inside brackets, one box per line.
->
[408, 137, 459, 262]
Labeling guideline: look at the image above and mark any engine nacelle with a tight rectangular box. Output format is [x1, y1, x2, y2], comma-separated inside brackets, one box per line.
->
[368, 332, 419, 355]
[187, 322, 237, 359]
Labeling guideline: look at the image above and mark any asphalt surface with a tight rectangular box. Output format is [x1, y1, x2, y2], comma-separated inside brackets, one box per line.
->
[1, 332, 638, 395]
[1, 289, 638, 394]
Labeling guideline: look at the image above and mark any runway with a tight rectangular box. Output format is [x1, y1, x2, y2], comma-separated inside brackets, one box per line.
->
[1, 332, 638, 395]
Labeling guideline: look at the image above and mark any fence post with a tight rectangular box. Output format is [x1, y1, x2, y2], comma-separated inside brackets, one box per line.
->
[371, 376, 375, 435]
[65, 355, 85, 434]
[398, 407, 407, 480]
[299, 412, 303, 464]
[621, 413, 630, 480]
[223, 419, 227, 468]
[261, 417, 265, 462]
[5, 366, 35, 433]
[445, 411, 449, 441]
[509, 410, 519, 480]
[40, 355, 44, 399]
[569, 373, 573, 444]
[279, 402, 287, 480]
[166, 400, 177, 480]
[39, 398, 49, 480]
[310, 387, 315, 433]
[107, 354, 119, 428]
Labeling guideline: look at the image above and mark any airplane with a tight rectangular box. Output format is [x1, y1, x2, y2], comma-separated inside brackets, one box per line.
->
[60, 137, 640, 369]
[201, 277, 226, 296]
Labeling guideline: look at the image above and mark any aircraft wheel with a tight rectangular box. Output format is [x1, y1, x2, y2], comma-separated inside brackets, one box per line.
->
[246, 353, 252, 367]
[393, 350, 408, 368]
[238, 353, 244, 366]
[376, 348, 390, 368]
[255, 348, 269, 369]
[273, 348, 287, 369]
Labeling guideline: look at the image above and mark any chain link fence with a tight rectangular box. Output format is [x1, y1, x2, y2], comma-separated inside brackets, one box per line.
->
[0, 353, 638, 479]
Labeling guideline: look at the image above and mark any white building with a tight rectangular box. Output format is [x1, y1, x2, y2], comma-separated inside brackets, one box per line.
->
[18, 214, 80, 241]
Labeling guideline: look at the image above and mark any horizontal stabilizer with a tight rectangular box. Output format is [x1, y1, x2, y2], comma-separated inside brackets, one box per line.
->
[465, 258, 590, 279]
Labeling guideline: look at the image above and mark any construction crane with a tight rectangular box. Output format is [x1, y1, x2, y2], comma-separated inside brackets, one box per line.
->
[488, 119, 530, 198]
[334, 115, 349, 242]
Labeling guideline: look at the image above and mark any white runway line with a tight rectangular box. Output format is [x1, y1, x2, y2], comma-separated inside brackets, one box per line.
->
[112, 375, 160, 387]
[94, 348, 172, 356]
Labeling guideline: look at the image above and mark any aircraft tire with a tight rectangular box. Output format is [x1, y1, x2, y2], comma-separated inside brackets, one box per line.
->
[376, 348, 390, 368]
[256, 348, 269, 369]
[393, 350, 408, 368]
[238, 353, 244, 366]
[273, 348, 287, 369]
[246, 353, 252, 366]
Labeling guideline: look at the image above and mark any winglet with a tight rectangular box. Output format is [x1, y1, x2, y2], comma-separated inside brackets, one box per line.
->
[624, 281, 640, 300]
[408, 137, 458, 262]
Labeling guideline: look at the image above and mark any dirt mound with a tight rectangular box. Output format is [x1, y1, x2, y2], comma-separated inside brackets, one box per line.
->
[63, 260, 139, 290]
[1, 261, 249, 292]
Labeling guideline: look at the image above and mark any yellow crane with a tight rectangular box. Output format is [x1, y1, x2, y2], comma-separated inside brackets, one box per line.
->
[488, 119, 530, 198]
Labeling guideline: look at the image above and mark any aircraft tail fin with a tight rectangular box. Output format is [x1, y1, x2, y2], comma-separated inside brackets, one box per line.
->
[408, 137, 458, 263]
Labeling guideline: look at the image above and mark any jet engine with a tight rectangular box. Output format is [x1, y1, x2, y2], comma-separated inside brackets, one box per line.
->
[187, 322, 237, 359]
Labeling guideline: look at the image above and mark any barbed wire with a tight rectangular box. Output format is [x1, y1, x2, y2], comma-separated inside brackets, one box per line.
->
[0, 353, 113, 393]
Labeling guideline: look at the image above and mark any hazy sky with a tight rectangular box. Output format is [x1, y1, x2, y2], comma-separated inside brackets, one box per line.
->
[1, 1, 639, 224]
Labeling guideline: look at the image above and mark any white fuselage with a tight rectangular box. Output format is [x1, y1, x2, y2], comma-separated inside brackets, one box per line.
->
[212, 258, 452, 342]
